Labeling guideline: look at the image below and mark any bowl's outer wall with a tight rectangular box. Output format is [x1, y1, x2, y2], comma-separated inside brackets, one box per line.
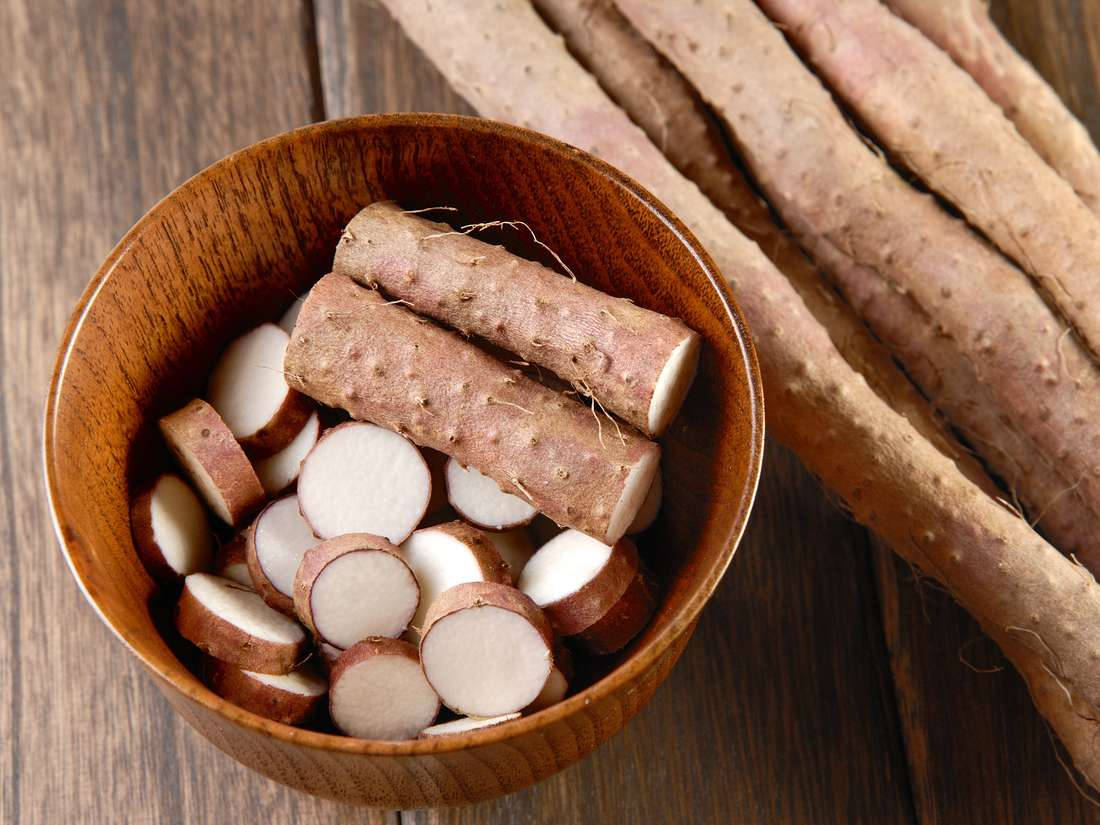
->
[46, 115, 763, 806]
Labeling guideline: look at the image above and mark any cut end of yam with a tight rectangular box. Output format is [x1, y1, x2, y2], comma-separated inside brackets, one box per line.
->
[295, 534, 420, 649]
[400, 521, 511, 635]
[131, 473, 213, 583]
[627, 469, 662, 535]
[207, 323, 313, 457]
[205, 656, 327, 725]
[605, 446, 660, 546]
[518, 530, 656, 652]
[176, 573, 307, 674]
[159, 399, 266, 527]
[246, 494, 319, 614]
[214, 534, 252, 587]
[647, 332, 701, 437]
[329, 637, 440, 740]
[253, 411, 320, 495]
[419, 713, 520, 738]
[444, 458, 537, 530]
[297, 422, 431, 543]
[420, 581, 553, 717]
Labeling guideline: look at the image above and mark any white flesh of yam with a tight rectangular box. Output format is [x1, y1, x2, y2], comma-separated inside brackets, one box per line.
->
[246, 494, 319, 613]
[444, 458, 537, 530]
[627, 469, 662, 534]
[485, 528, 536, 579]
[419, 713, 520, 738]
[278, 295, 308, 335]
[131, 473, 213, 582]
[297, 422, 431, 543]
[253, 411, 320, 495]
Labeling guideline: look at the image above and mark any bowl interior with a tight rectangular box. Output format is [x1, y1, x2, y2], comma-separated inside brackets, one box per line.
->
[45, 114, 763, 751]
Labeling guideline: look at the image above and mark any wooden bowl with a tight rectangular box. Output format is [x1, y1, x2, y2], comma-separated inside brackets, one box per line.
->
[44, 114, 764, 807]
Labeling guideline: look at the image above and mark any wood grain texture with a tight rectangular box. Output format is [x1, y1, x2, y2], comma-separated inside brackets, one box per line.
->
[0, 1, 387, 823]
[315, 2, 912, 823]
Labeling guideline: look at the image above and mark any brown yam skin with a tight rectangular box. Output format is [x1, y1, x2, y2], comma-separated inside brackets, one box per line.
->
[422, 581, 554, 653]
[333, 201, 699, 438]
[237, 385, 313, 459]
[129, 479, 179, 585]
[575, 567, 658, 655]
[884, 0, 1100, 215]
[542, 537, 639, 636]
[759, 0, 1100, 360]
[244, 503, 296, 615]
[532, 0, 992, 495]
[203, 657, 325, 725]
[159, 399, 266, 527]
[285, 273, 659, 544]
[293, 533, 417, 643]
[618, 0, 1100, 568]
[215, 534, 248, 577]
[425, 521, 512, 585]
[379, 0, 1100, 789]
[175, 578, 307, 675]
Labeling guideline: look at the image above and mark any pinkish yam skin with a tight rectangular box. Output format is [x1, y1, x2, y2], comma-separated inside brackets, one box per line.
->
[619, 0, 1100, 570]
[759, 0, 1100, 362]
[884, 0, 1100, 214]
[285, 273, 660, 545]
[335, 202, 700, 438]
[380, 0, 1100, 790]
[531, 0, 992, 495]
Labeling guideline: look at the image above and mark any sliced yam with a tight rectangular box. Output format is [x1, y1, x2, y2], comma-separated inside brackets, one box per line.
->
[130, 473, 214, 583]
[159, 399, 266, 527]
[245, 494, 319, 614]
[214, 534, 252, 587]
[526, 640, 574, 712]
[400, 521, 511, 635]
[253, 411, 320, 495]
[278, 294, 308, 335]
[176, 573, 308, 674]
[204, 656, 327, 725]
[297, 422, 431, 543]
[207, 323, 312, 457]
[627, 469, 661, 535]
[294, 533, 420, 649]
[419, 713, 520, 738]
[420, 581, 553, 717]
[518, 530, 656, 652]
[444, 458, 537, 531]
[485, 528, 536, 579]
[329, 637, 440, 739]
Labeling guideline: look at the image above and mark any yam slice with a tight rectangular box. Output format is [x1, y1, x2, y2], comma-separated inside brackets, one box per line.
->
[204, 656, 327, 725]
[485, 528, 536, 579]
[246, 494, 319, 613]
[420, 581, 553, 717]
[445, 458, 537, 531]
[214, 534, 252, 587]
[159, 399, 266, 527]
[518, 530, 656, 653]
[297, 422, 431, 543]
[294, 534, 420, 649]
[176, 573, 308, 674]
[419, 713, 520, 738]
[207, 323, 312, 457]
[253, 411, 320, 495]
[329, 637, 440, 739]
[130, 473, 214, 583]
[400, 521, 511, 635]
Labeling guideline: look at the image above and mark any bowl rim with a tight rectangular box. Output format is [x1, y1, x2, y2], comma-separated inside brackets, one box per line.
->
[43, 112, 765, 755]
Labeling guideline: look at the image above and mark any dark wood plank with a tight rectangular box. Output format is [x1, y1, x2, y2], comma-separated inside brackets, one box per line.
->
[315, 4, 916, 822]
[0, 2, 388, 822]
[873, 2, 1100, 823]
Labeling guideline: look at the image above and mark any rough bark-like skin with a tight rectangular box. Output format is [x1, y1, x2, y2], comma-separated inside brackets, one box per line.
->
[575, 565, 658, 655]
[540, 537, 639, 636]
[292, 533, 417, 645]
[382, 0, 1100, 786]
[758, 0, 1100, 359]
[885, 0, 1100, 214]
[617, 0, 1100, 569]
[333, 201, 699, 437]
[285, 273, 660, 544]
[203, 657, 326, 726]
[175, 575, 308, 675]
[420, 521, 513, 586]
[532, 0, 993, 496]
[159, 398, 266, 527]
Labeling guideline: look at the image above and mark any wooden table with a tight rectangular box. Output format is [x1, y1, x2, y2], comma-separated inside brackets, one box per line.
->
[3, 1, 1099, 822]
